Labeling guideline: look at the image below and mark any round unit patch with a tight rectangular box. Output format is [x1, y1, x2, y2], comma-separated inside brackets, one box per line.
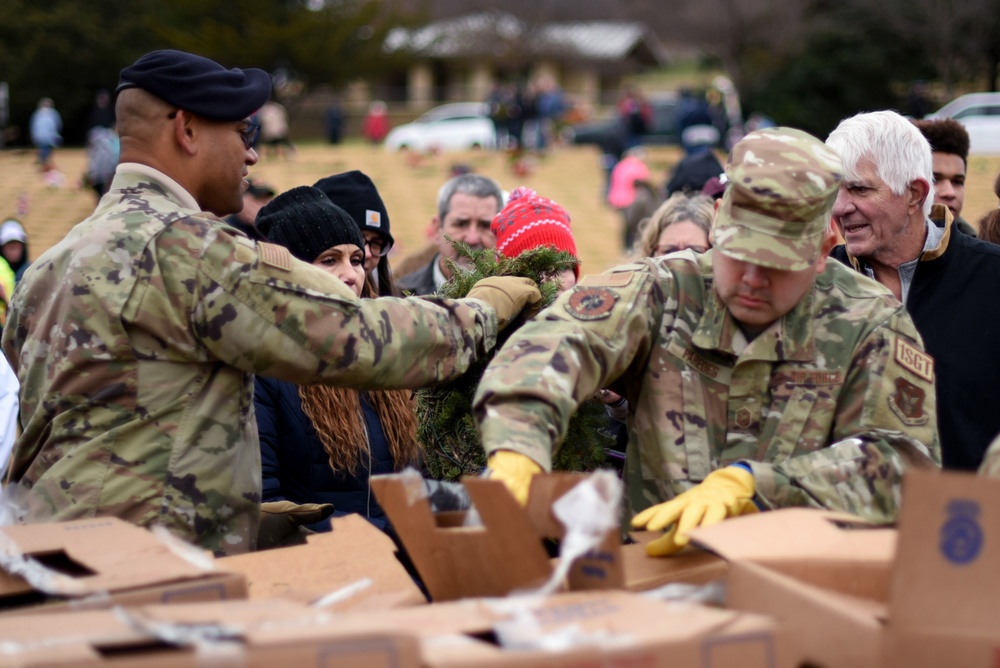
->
[566, 287, 618, 321]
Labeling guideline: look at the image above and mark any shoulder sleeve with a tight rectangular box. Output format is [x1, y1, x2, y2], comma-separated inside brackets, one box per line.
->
[190, 228, 497, 389]
[474, 261, 666, 470]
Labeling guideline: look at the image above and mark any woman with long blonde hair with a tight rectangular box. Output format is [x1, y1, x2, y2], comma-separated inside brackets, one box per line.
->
[253, 186, 419, 531]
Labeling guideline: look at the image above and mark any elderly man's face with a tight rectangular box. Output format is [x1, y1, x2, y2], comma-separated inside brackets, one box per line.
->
[831, 158, 915, 262]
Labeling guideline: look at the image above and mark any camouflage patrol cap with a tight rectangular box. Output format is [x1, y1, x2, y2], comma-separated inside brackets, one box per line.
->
[713, 127, 842, 271]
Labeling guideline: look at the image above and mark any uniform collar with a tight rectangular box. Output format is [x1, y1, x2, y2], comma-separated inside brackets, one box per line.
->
[116, 162, 201, 212]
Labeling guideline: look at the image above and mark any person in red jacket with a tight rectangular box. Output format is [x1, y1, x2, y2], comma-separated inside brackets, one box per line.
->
[362, 100, 390, 145]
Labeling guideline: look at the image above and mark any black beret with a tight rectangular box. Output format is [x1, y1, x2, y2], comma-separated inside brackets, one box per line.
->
[313, 170, 394, 247]
[116, 49, 271, 122]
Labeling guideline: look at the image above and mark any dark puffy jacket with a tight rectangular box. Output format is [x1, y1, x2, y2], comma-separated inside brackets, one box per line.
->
[254, 376, 396, 531]
[830, 208, 1000, 470]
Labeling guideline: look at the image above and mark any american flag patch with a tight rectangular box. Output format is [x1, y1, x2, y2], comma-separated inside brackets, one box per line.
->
[258, 242, 292, 271]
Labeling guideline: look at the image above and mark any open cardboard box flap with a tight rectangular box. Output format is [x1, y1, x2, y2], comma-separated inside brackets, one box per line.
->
[420, 589, 797, 668]
[218, 513, 425, 610]
[0, 517, 245, 614]
[0, 598, 421, 667]
[682, 470, 1000, 668]
[0, 517, 221, 597]
[688, 507, 896, 566]
[370, 472, 625, 601]
[373, 471, 731, 602]
[688, 507, 896, 601]
[333, 589, 798, 668]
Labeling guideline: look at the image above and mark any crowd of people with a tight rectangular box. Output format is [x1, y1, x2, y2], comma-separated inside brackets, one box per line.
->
[2, 49, 1000, 575]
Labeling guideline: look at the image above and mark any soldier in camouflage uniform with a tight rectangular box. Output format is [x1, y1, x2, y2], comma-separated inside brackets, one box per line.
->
[0, 50, 539, 555]
[476, 127, 941, 557]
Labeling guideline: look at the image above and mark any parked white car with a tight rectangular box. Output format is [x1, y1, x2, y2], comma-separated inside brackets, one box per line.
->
[384, 102, 496, 152]
[925, 92, 1000, 155]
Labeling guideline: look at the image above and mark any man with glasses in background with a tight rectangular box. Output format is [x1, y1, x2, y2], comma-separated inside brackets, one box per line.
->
[1, 50, 540, 555]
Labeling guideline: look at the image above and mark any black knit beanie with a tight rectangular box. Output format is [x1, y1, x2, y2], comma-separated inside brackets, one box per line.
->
[313, 170, 394, 247]
[256, 185, 364, 263]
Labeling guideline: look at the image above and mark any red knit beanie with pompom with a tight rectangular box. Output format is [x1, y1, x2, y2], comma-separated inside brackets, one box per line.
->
[490, 187, 579, 277]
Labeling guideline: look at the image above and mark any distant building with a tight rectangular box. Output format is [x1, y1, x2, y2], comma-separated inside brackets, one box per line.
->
[381, 11, 671, 109]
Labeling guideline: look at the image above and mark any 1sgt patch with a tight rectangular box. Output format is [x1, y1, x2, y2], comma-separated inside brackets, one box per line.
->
[894, 339, 934, 382]
[566, 287, 618, 321]
[888, 377, 930, 426]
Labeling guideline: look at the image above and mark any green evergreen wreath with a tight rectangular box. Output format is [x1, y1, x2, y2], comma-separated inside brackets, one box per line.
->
[416, 241, 616, 481]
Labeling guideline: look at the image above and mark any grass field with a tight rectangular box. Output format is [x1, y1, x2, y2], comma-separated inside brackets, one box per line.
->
[2, 141, 998, 278]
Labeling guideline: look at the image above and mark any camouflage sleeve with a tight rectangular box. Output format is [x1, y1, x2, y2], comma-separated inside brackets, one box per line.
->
[133, 226, 496, 389]
[474, 266, 661, 471]
[979, 433, 1000, 477]
[746, 311, 941, 523]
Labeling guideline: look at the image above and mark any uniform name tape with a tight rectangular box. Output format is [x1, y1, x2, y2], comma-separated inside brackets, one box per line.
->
[578, 271, 634, 288]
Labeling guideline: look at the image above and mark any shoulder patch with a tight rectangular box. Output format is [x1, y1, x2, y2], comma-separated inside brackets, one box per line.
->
[565, 287, 619, 321]
[258, 242, 292, 272]
[888, 377, 930, 426]
[578, 271, 634, 288]
[894, 339, 934, 382]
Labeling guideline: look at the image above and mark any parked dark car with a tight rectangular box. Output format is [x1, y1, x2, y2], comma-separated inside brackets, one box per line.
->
[563, 95, 680, 152]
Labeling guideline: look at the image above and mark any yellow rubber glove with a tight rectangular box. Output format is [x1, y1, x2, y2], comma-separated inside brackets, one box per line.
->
[486, 450, 543, 505]
[466, 276, 542, 330]
[257, 500, 335, 550]
[631, 466, 758, 557]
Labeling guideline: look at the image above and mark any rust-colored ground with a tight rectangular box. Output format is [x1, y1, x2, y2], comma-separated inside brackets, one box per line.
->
[2, 143, 997, 276]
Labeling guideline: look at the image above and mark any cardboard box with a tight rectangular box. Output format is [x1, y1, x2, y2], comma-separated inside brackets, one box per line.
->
[372, 472, 728, 602]
[218, 513, 426, 611]
[0, 517, 245, 616]
[371, 473, 626, 601]
[883, 468, 1000, 667]
[621, 531, 728, 591]
[0, 598, 420, 667]
[335, 589, 800, 668]
[689, 508, 894, 668]
[689, 469, 1000, 668]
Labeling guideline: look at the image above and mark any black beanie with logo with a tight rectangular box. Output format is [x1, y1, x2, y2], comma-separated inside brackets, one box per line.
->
[313, 170, 394, 248]
[256, 185, 364, 263]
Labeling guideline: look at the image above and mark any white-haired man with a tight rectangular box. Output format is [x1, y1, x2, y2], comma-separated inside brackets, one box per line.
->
[827, 110, 1000, 471]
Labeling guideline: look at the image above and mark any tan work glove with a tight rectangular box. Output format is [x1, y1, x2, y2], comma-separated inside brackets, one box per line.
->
[486, 450, 543, 505]
[256, 500, 335, 551]
[630, 466, 758, 557]
[466, 276, 542, 330]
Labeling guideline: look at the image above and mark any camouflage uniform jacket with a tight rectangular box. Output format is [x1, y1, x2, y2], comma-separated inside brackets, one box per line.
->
[1, 168, 497, 555]
[475, 251, 941, 523]
[979, 434, 1000, 477]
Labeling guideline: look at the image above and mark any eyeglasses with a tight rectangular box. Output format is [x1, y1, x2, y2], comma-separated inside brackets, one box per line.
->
[238, 122, 260, 150]
[167, 110, 260, 151]
[654, 244, 709, 256]
[364, 235, 393, 258]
